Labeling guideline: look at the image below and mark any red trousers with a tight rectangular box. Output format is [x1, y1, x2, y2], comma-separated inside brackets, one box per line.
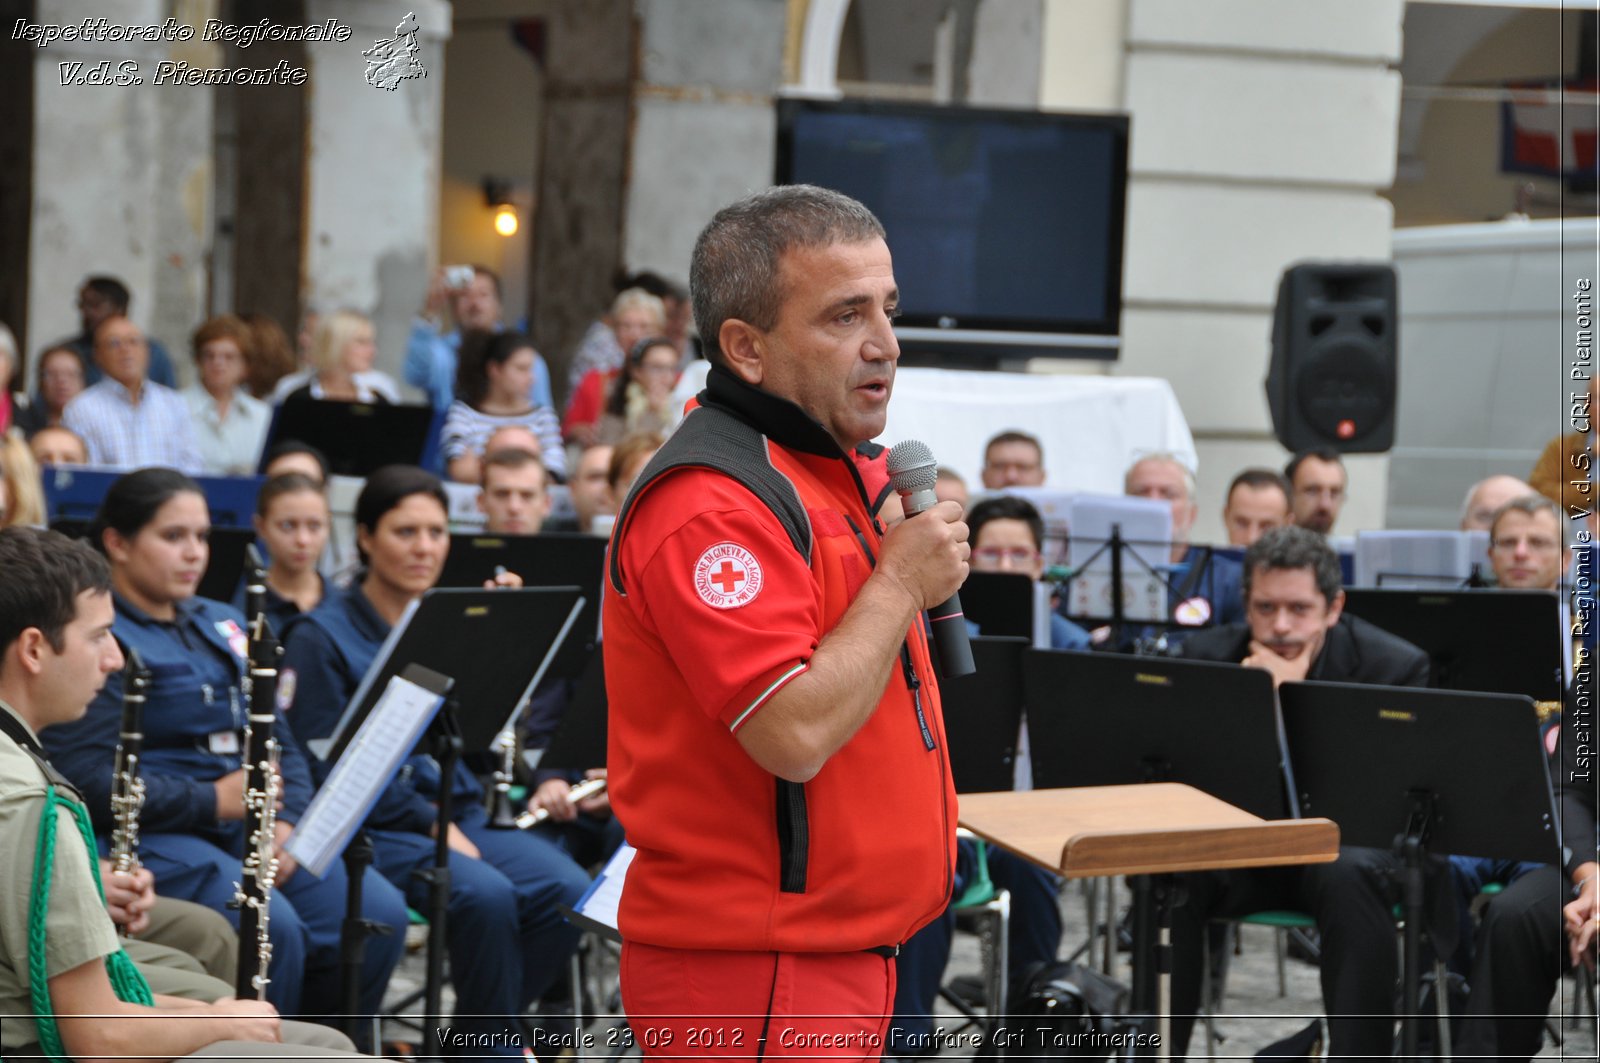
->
[620, 941, 896, 1060]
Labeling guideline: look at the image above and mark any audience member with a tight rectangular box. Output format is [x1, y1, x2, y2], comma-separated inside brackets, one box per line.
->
[935, 466, 968, 511]
[62, 318, 202, 473]
[563, 289, 668, 447]
[406, 265, 552, 412]
[478, 448, 551, 535]
[1487, 494, 1564, 591]
[441, 330, 564, 485]
[1285, 448, 1347, 535]
[182, 315, 272, 476]
[14, 344, 87, 437]
[1222, 467, 1291, 547]
[275, 310, 400, 407]
[1529, 374, 1597, 505]
[260, 441, 330, 488]
[0, 433, 45, 529]
[564, 272, 685, 398]
[1460, 474, 1537, 531]
[545, 444, 614, 534]
[56, 275, 178, 388]
[980, 430, 1046, 489]
[28, 425, 88, 467]
[239, 312, 298, 401]
[1170, 526, 1430, 1060]
[596, 337, 682, 446]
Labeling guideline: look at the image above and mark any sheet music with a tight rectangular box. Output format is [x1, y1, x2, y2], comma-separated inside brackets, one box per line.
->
[285, 674, 444, 878]
[1066, 493, 1172, 622]
[571, 843, 636, 933]
[314, 596, 422, 759]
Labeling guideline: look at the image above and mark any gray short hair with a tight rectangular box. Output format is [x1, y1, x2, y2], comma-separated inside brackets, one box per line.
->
[1125, 451, 1196, 502]
[1488, 493, 1562, 539]
[690, 185, 886, 367]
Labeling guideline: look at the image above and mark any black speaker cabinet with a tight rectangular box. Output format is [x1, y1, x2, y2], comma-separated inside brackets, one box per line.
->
[1267, 262, 1398, 453]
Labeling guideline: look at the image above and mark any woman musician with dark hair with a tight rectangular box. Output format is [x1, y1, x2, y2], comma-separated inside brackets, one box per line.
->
[278, 464, 591, 1056]
[40, 467, 408, 1037]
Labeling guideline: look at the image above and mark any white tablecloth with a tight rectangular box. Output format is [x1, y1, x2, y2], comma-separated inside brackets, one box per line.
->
[676, 363, 1196, 494]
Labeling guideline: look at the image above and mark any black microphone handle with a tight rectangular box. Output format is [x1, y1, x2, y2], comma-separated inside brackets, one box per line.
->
[927, 588, 976, 678]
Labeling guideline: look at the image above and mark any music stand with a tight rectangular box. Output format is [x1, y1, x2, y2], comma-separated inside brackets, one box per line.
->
[1340, 588, 1563, 702]
[960, 573, 1034, 641]
[940, 636, 1029, 794]
[1278, 680, 1561, 1057]
[261, 399, 436, 478]
[1024, 650, 1289, 819]
[1021, 648, 1291, 1039]
[534, 644, 609, 774]
[438, 532, 607, 680]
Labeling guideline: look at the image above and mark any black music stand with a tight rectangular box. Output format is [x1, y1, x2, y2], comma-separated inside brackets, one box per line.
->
[939, 636, 1028, 793]
[1340, 588, 1563, 701]
[1020, 649, 1290, 1043]
[261, 398, 436, 477]
[437, 532, 607, 680]
[1278, 680, 1561, 1059]
[960, 573, 1035, 642]
[1061, 530, 1232, 650]
[315, 588, 583, 1060]
[1024, 650, 1288, 819]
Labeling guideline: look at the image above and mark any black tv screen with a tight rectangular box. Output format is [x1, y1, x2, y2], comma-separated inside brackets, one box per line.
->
[775, 98, 1129, 354]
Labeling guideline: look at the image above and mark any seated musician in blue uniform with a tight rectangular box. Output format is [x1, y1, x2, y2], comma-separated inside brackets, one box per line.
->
[40, 468, 408, 1033]
[278, 464, 590, 1055]
[232, 473, 330, 635]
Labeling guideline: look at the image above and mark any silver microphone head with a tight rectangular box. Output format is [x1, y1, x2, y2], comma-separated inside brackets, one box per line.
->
[886, 439, 939, 495]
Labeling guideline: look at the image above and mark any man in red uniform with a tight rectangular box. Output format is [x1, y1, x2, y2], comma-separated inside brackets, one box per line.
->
[603, 185, 968, 1059]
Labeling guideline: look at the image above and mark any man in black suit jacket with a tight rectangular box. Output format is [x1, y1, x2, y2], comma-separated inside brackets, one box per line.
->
[1168, 526, 1430, 1062]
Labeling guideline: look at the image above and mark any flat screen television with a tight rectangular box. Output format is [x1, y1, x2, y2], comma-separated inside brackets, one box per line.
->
[775, 98, 1129, 360]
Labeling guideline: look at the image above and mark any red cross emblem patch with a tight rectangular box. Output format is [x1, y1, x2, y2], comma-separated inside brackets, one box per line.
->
[694, 542, 763, 610]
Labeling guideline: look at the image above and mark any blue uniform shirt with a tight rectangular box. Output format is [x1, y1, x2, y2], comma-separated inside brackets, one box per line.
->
[42, 593, 315, 838]
[279, 584, 482, 836]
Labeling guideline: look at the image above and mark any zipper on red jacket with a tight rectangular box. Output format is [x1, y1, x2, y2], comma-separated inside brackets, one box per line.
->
[898, 645, 936, 751]
[775, 778, 809, 893]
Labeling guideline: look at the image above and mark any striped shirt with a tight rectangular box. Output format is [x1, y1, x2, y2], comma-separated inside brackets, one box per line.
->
[63, 378, 204, 474]
[440, 400, 566, 480]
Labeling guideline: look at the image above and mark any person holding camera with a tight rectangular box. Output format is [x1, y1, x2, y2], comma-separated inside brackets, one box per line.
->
[405, 265, 553, 412]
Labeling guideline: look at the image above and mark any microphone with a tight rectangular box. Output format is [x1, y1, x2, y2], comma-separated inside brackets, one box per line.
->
[886, 440, 976, 678]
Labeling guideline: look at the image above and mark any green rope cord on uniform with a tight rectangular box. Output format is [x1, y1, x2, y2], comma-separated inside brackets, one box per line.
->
[29, 783, 153, 1063]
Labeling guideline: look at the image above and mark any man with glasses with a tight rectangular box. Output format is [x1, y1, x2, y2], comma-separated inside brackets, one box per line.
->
[979, 430, 1046, 489]
[1125, 452, 1244, 642]
[61, 318, 202, 473]
[1285, 448, 1347, 535]
[55, 276, 179, 388]
[966, 494, 1089, 650]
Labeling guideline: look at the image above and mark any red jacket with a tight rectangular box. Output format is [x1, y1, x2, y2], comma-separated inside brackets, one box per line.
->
[603, 368, 956, 953]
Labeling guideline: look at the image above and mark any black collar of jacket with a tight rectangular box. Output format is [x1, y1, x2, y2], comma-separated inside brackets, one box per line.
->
[701, 364, 852, 460]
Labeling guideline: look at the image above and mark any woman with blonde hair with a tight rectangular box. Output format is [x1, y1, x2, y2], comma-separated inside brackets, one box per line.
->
[0, 432, 46, 528]
[275, 309, 400, 406]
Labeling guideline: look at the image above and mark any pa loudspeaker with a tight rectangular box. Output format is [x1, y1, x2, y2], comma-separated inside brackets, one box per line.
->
[1266, 262, 1397, 453]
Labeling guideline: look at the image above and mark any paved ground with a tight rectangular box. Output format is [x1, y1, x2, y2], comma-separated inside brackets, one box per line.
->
[377, 875, 1599, 1060]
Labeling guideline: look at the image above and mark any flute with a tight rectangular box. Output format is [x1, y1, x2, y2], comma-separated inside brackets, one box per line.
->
[514, 777, 607, 829]
[108, 648, 150, 936]
[234, 546, 281, 999]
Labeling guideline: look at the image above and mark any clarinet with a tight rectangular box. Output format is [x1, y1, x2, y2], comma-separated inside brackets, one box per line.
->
[108, 648, 150, 937]
[234, 546, 282, 999]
